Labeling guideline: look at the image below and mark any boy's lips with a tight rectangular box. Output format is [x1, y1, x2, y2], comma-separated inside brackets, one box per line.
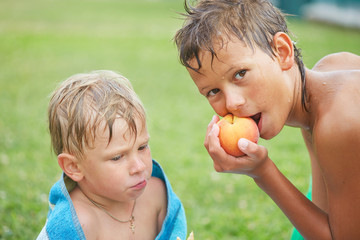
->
[131, 180, 147, 190]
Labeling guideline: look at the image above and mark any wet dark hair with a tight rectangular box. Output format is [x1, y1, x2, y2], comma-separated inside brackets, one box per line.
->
[174, 0, 307, 111]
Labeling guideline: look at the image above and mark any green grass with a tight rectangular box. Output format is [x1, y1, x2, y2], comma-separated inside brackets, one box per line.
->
[0, 0, 359, 239]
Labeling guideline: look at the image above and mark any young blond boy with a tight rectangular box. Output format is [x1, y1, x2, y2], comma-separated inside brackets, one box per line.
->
[37, 70, 187, 240]
[174, 0, 360, 239]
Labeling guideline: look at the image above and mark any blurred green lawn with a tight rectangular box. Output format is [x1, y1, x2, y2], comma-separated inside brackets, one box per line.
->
[0, 0, 359, 239]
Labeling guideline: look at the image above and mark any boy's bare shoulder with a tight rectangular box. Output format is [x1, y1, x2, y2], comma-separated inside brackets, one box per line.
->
[146, 176, 167, 201]
[138, 176, 167, 210]
[146, 176, 167, 211]
[312, 62, 360, 161]
[315, 70, 360, 130]
[313, 70, 360, 168]
[143, 176, 167, 227]
[313, 52, 360, 72]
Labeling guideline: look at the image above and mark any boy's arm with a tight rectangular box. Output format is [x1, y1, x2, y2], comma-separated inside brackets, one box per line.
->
[242, 143, 334, 240]
[207, 119, 360, 239]
[205, 118, 344, 239]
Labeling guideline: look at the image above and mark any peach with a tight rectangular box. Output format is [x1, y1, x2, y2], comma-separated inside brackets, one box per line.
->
[217, 114, 259, 157]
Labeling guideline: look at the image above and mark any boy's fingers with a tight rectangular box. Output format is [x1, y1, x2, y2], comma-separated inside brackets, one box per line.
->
[210, 123, 220, 137]
[205, 123, 220, 151]
[206, 115, 219, 133]
[204, 115, 219, 148]
[204, 124, 227, 172]
[238, 138, 268, 160]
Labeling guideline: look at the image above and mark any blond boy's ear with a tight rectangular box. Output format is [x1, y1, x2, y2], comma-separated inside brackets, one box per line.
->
[273, 32, 295, 71]
[58, 153, 84, 182]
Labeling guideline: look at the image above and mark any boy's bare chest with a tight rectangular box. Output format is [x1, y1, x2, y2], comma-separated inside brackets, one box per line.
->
[92, 205, 159, 240]
[96, 218, 158, 240]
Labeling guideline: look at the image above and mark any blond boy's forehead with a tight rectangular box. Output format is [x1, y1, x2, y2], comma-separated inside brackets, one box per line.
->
[89, 117, 147, 150]
[95, 115, 147, 140]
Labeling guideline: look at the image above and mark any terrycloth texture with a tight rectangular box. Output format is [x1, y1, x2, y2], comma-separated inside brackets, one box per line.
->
[37, 160, 187, 240]
[153, 160, 187, 240]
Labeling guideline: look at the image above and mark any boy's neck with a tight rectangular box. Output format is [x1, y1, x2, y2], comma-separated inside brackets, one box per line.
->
[74, 184, 136, 221]
[285, 67, 314, 131]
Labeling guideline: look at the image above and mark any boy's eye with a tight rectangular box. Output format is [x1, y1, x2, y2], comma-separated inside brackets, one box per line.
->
[207, 88, 220, 97]
[139, 144, 149, 151]
[235, 70, 246, 80]
[111, 155, 123, 161]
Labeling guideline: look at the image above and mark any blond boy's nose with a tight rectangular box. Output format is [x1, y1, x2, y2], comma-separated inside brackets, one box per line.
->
[129, 156, 146, 175]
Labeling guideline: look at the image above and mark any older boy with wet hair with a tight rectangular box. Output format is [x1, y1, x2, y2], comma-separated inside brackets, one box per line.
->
[37, 70, 187, 240]
[174, 0, 360, 239]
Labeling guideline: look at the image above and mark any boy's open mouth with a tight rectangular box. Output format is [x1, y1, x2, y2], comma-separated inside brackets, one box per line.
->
[250, 113, 261, 128]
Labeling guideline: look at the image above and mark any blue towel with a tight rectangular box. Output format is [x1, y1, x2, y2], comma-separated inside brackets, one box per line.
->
[37, 160, 187, 240]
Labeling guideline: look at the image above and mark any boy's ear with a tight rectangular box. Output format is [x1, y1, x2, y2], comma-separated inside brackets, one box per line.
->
[58, 153, 84, 182]
[273, 32, 295, 71]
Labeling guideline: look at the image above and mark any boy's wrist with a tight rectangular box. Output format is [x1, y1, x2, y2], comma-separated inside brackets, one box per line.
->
[251, 157, 277, 183]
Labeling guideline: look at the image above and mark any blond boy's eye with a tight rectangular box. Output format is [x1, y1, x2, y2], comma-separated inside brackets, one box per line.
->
[111, 155, 123, 161]
[139, 144, 149, 151]
[235, 70, 246, 80]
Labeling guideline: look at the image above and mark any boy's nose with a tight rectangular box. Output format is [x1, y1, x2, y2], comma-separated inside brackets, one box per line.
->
[225, 89, 246, 112]
[129, 156, 146, 175]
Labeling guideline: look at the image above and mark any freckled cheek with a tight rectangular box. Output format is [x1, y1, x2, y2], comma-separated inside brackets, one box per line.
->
[209, 99, 227, 116]
[101, 174, 127, 191]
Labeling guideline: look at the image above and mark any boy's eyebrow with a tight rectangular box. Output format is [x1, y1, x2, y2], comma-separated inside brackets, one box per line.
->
[215, 65, 236, 78]
[142, 136, 150, 144]
[224, 66, 236, 75]
[198, 66, 237, 93]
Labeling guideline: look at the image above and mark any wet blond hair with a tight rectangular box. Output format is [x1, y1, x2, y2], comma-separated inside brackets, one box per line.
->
[48, 70, 146, 160]
[174, 0, 307, 110]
